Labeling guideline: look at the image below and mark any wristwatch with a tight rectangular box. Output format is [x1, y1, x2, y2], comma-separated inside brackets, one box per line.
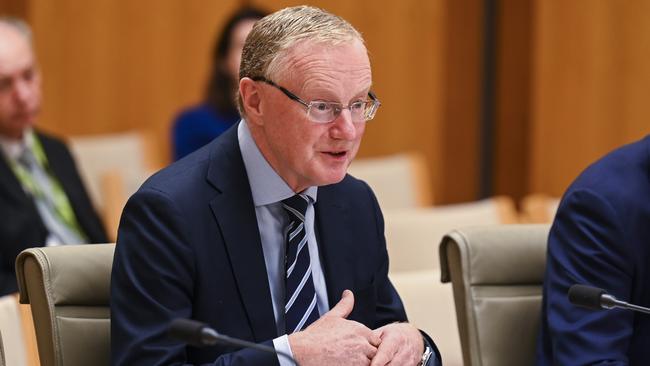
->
[418, 346, 432, 366]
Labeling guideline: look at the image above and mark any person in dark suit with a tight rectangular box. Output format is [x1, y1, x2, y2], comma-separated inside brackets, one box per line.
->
[0, 17, 107, 296]
[536, 135, 650, 365]
[111, 6, 440, 366]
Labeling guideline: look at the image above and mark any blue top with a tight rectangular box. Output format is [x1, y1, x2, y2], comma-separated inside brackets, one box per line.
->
[536, 135, 650, 366]
[171, 103, 239, 161]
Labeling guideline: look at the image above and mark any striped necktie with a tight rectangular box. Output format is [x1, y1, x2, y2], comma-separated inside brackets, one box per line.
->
[282, 194, 319, 333]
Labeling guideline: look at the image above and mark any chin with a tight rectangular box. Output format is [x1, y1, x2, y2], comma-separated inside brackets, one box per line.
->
[317, 171, 348, 186]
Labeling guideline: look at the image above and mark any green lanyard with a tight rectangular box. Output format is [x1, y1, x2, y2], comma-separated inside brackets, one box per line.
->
[9, 134, 88, 241]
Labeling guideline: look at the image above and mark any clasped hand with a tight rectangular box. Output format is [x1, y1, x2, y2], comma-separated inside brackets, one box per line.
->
[288, 290, 424, 366]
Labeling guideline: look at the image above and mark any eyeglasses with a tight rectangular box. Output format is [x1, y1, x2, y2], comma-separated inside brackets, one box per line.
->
[252, 76, 381, 124]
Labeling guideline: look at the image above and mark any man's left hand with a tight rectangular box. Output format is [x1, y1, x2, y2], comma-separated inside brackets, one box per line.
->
[369, 322, 424, 366]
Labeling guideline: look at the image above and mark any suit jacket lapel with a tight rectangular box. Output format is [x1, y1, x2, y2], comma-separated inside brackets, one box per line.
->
[36, 132, 105, 242]
[39, 134, 68, 191]
[0, 151, 30, 204]
[38, 133, 84, 217]
[205, 128, 277, 342]
[315, 186, 357, 308]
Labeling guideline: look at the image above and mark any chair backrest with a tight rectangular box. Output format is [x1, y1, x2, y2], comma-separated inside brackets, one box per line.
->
[389, 269, 463, 366]
[0, 293, 35, 366]
[384, 196, 518, 274]
[0, 330, 5, 366]
[68, 131, 160, 240]
[439, 225, 549, 366]
[347, 152, 433, 209]
[68, 131, 156, 211]
[519, 194, 561, 223]
[16, 244, 115, 366]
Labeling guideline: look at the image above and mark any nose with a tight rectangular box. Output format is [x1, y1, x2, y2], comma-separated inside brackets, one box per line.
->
[13, 80, 32, 106]
[329, 109, 357, 140]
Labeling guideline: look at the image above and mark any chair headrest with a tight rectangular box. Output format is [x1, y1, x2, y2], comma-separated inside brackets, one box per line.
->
[16, 244, 116, 305]
[439, 224, 549, 284]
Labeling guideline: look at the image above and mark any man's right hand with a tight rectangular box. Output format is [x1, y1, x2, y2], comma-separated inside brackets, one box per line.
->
[288, 290, 381, 366]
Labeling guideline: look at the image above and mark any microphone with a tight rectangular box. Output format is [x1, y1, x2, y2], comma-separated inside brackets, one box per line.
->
[568, 284, 650, 315]
[168, 318, 298, 365]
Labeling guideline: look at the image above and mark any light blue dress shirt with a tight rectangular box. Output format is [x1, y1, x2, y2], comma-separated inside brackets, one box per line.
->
[237, 121, 330, 365]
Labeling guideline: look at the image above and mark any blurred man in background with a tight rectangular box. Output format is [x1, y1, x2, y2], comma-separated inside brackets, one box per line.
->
[0, 17, 106, 296]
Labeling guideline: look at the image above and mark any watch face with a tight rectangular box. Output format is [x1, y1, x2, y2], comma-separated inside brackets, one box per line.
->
[420, 346, 433, 365]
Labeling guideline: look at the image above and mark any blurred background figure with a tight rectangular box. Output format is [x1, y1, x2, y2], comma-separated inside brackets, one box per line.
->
[171, 6, 266, 161]
[0, 17, 107, 296]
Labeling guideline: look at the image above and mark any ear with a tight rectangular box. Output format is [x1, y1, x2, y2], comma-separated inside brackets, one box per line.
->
[239, 77, 264, 124]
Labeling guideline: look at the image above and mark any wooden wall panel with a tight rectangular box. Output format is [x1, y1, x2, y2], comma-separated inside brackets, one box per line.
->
[493, 0, 532, 202]
[439, 0, 483, 203]
[29, 0, 241, 163]
[529, 0, 650, 196]
[26, 0, 454, 202]
[0, 0, 27, 17]
[19, 0, 650, 203]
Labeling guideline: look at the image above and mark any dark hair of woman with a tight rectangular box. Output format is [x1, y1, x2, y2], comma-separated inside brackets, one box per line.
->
[205, 7, 267, 116]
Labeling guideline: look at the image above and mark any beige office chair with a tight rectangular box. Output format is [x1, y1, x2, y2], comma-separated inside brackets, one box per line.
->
[68, 131, 160, 240]
[389, 270, 463, 366]
[16, 244, 115, 366]
[0, 331, 5, 366]
[0, 293, 39, 366]
[439, 225, 549, 366]
[384, 196, 518, 274]
[347, 152, 433, 209]
[519, 194, 561, 223]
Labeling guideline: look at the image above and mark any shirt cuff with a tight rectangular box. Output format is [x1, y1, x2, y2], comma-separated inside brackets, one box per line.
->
[272, 334, 295, 366]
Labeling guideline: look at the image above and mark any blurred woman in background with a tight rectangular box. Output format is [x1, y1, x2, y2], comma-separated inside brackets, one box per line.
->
[171, 7, 266, 161]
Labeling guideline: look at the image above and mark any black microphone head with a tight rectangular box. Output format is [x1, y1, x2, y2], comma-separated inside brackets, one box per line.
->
[568, 284, 606, 310]
[168, 318, 207, 346]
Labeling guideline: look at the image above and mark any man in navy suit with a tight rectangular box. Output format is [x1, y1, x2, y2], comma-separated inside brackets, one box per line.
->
[536, 136, 650, 365]
[0, 17, 106, 296]
[111, 6, 440, 366]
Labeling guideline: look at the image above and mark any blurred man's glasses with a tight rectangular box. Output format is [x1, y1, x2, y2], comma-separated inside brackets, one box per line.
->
[252, 76, 381, 123]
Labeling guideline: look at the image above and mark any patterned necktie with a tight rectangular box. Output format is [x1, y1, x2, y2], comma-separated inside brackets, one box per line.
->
[282, 194, 319, 333]
[16, 147, 85, 245]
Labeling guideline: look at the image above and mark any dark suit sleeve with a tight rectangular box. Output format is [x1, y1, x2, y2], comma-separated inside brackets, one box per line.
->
[542, 189, 633, 365]
[110, 188, 279, 366]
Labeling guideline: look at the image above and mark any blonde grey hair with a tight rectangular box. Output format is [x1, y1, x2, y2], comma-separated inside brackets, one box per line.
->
[237, 5, 364, 115]
[0, 16, 33, 44]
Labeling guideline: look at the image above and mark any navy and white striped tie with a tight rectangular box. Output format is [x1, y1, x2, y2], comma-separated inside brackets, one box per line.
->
[282, 194, 319, 333]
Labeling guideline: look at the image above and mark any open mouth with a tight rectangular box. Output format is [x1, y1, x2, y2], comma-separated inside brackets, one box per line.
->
[325, 151, 347, 157]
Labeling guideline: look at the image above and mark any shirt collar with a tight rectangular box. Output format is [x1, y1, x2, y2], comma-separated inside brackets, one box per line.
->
[0, 128, 35, 160]
[237, 120, 317, 207]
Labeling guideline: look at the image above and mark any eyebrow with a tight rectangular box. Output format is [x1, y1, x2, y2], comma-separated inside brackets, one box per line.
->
[302, 85, 374, 103]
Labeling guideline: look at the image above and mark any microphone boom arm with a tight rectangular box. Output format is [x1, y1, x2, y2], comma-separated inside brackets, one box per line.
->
[568, 284, 650, 315]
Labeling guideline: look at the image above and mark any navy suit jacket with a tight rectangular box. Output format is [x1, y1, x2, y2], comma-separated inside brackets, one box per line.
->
[0, 131, 107, 296]
[536, 135, 650, 365]
[111, 126, 441, 365]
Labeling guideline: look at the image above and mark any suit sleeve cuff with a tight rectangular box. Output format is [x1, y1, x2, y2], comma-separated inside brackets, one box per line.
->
[272, 334, 296, 366]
